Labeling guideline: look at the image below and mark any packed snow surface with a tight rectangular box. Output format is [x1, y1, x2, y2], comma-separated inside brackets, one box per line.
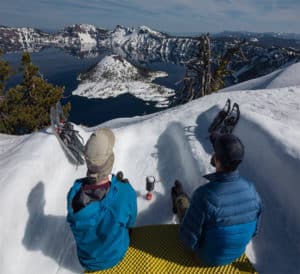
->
[72, 55, 174, 107]
[1, 62, 300, 274]
[222, 61, 300, 91]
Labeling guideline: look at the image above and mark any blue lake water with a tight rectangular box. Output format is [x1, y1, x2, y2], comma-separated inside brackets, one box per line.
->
[3, 48, 185, 126]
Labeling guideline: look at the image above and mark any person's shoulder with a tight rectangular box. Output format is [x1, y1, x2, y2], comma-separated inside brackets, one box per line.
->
[239, 176, 261, 201]
[68, 179, 82, 192]
[113, 175, 136, 196]
[120, 179, 136, 193]
[239, 176, 258, 191]
[193, 183, 213, 202]
[196, 180, 219, 195]
[194, 183, 208, 194]
[191, 184, 218, 214]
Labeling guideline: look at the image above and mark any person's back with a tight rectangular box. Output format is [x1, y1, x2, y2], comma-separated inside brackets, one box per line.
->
[181, 171, 260, 265]
[67, 174, 137, 270]
[66, 128, 137, 271]
[174, 133, 261, 266]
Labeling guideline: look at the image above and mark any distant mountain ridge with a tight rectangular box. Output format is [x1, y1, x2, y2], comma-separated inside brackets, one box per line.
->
[0, 24, 197, 61]
[1, 24, 300, 55]
[213, 30, 300, 41]
[1, 24, 300, 87]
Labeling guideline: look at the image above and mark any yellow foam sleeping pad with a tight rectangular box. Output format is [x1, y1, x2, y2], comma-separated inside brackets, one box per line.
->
[85, 224, 257, 274]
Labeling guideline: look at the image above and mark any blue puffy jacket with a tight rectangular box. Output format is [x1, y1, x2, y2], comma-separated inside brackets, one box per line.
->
[67, 175, 137, 271]
[180, 170, 261, 266]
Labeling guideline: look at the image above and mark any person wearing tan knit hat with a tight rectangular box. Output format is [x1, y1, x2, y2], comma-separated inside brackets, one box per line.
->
[70, 128, 116, 213]
[84, 128, 115, 182]
[67, 128, 137, 271]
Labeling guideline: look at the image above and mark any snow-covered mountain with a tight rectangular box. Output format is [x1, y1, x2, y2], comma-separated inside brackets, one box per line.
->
[0, 24, 109, 57]
[0, 24, 197, 62]
[213, 30, 300, 45]
[108, 25, 198, 63]
[1, 62, 300, 274]
[73, 55, 174, 107]
[1, 24, 299, 86]
[0, 26, 50, 52]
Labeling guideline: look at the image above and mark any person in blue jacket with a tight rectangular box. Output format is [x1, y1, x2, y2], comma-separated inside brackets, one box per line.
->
[172, 132, 262, 266]
[67, 128, 137, 271]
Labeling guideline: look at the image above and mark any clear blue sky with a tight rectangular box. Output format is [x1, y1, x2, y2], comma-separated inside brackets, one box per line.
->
[0, 0, 299, 34]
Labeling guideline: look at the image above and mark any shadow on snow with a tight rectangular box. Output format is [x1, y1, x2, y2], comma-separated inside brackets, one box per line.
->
[22, 182, 82, 273]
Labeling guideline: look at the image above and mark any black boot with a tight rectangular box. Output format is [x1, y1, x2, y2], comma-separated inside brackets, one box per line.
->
[171, 180, 184, 214]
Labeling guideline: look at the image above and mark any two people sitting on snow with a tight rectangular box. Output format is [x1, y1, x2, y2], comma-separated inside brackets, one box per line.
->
[66, 127, 261, 271]
[66, 128, 137, 271]
[172, 132, 262, 266]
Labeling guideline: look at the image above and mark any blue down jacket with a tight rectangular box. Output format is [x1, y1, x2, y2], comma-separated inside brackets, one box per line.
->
[67, 175, 137, 271]
[180, 171, 261, 266]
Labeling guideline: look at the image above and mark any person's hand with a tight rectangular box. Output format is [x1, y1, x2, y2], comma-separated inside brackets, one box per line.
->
[116, 171, 129, 183]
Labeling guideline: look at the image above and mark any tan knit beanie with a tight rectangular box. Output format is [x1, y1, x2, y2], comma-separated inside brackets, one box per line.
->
[84, 128, 115, 182]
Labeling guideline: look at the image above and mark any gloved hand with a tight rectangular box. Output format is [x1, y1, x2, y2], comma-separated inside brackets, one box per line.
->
[116, 171, 129, 183]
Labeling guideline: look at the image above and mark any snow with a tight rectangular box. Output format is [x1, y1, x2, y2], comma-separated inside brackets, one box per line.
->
[1, 62, 300, 274]
[15, 27, 48, 51]
[77, 24, 97, 33]
[139, 25, 165, 38]
[77, 32, 97, 51]
[223, 61, 300, 91]
[106, 25, 197, 64]
[74, 24, 97, 51]
[109, 25, 133, 47]
[73, 55, 175, 107]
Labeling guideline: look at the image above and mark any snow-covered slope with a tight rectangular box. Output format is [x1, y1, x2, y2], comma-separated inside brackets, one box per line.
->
[108, 25, 198, 63]
[0, 24, 109, 57]
[1, 63, 300, 274]
[0, 26, 50, 52]
[222, 61, 300, 91]
[72, 55, 174, 107]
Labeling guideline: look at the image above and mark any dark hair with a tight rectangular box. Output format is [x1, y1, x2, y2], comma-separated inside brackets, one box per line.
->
[210, 133, 244, 172]
[220, 159, 241, 172]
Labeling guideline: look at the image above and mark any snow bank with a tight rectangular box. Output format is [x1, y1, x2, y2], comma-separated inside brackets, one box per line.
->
[1, 64, 300, 274]
[222, 61, 300, 91]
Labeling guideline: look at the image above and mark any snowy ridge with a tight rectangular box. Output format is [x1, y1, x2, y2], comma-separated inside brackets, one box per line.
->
[139, 25, 166, 38]
[73, 55, 174, 107]
[109, 25, 167, 45]
[76, 24, 97, 33]
[0, 26, 50, 52]
[1, 54, 300, 274]
[213, 30, 300, 41]
[17, 28, 45, 51]
[221, 61, 300, 91]
[108, 25, 198, 63]
[1, 25, 300, 85]
[0, 24, 108, 56]
[51, 24, 103, 55]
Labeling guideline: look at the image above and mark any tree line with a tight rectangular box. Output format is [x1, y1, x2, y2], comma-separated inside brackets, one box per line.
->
[0, 49, 70, 135]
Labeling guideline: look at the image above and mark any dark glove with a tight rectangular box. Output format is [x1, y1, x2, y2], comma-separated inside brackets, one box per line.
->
[116, 171, 129, 183]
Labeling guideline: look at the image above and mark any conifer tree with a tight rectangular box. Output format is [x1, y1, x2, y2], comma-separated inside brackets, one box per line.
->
[0, 49, 14, 96]
[0, 52, 70, 134]
[0, 49, 14, 131]
[174, 36, 247, 105]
